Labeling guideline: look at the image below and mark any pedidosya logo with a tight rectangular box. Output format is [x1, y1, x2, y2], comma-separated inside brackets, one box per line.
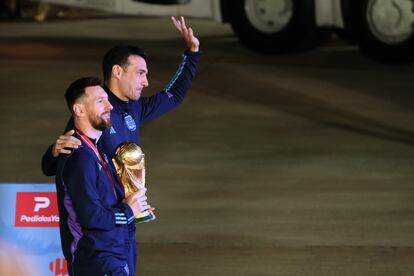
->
[15, 192, 59, 227]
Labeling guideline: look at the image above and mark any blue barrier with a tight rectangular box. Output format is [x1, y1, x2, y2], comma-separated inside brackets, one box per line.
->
[0, 183, 67, 276]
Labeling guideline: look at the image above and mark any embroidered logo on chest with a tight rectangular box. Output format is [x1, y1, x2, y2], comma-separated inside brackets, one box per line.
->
[109, 126, 117, 134]
[124, 114, 137, 131]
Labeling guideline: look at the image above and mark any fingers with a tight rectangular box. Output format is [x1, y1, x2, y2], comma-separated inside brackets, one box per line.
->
[171, 16, 189, 35]
[52, 129, 81, 157]
[124, 190, 145, 204]
[126, 189, 146, 203]
[171, 16, 180, 31]
[135, 201, 151, 214]
[137, 188, 147, 197]
[137, 194, 150, 211]
[140, 203, 151, 211]
[125, 190, 154, 216]
[148, 209, 156, 221]
[59, 148, 73, 155]
[171, 16, 200, 52]
[180, 16, 187, 32]
[124, 194, 137, 206]
[65, 129, 75, 136]
[137, 195, 148, 203]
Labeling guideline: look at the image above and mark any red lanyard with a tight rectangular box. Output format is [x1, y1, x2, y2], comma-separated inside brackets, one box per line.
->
[76, 131, 118, 198]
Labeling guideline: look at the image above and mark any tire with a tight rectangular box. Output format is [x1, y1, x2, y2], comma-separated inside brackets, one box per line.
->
[348, 0, 414, 63]
[226, 0, 331, 53]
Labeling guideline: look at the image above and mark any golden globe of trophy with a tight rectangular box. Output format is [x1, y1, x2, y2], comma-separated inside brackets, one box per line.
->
[112, 142, 154, 223]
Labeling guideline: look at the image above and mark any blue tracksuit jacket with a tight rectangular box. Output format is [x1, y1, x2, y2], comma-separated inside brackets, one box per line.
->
[56, 133, 135, 276]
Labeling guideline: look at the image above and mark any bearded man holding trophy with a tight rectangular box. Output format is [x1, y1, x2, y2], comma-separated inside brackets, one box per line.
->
[55, 77, 154, 276]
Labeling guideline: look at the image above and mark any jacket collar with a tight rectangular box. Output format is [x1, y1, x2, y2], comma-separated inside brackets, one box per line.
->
[104, 85, 129, 110]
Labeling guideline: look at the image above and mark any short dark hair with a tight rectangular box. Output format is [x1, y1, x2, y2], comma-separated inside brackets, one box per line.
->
[102, 45, 147, 81]
[64, 77, 102, 112]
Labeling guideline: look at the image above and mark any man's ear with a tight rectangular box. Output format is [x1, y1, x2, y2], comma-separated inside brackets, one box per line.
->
[112, 65, 123, 80]
[73, 103, 85, 117]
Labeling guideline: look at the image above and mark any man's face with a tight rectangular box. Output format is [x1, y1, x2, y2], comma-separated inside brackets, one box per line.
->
[84, 86, 113, 131]
[119, 55, 149, 101]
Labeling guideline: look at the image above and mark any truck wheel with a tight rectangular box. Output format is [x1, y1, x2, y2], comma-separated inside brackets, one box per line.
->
[349, 0, 414, 63]
[227, 0, 330, 53]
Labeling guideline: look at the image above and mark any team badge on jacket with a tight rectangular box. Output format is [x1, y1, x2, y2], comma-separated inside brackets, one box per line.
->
[124, 114, 137, 131]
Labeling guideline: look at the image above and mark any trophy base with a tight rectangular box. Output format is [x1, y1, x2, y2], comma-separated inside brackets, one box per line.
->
[134, 210, 154, 223]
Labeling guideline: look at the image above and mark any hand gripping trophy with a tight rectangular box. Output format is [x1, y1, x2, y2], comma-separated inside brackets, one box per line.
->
[112, 142, 154, 223]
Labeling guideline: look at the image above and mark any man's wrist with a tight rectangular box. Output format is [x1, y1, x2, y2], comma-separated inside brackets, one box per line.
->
[189, 46, 199, 52]
[185, 48, 201, 55]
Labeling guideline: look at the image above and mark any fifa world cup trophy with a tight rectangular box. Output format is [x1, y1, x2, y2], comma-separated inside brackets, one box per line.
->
[112, 142, 154, 223]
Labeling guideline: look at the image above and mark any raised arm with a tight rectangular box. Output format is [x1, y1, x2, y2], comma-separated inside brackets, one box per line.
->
[139, 17, 201, 124]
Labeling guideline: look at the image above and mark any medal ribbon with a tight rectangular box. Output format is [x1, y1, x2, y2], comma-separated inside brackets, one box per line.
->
[76, 131, 118, 198]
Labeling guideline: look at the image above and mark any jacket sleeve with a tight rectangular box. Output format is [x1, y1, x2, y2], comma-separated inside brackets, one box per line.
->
[62, 152, 133, 230]
[41, 117, 75, 176]
[41, 145, 57, 176]
[140, 50, 201, 124]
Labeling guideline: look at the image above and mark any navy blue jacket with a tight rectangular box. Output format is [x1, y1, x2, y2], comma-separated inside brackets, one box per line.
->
[56, 133, 135, 276]
[42, 50, 201, 175]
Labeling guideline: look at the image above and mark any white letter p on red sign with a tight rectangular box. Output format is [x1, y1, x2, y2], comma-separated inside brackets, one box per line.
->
[34, 197, 50, 212]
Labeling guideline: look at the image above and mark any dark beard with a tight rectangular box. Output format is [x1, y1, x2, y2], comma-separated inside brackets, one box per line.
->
[91, 114, 112, 131]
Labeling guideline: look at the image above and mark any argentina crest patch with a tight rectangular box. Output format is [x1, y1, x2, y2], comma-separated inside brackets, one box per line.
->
[124, 114, 137, 131]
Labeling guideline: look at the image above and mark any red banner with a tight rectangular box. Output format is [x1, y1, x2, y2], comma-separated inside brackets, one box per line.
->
[15, 192, 59, 227]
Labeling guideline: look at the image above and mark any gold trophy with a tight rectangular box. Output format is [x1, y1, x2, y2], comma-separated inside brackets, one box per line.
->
[112, 142, 154, 223]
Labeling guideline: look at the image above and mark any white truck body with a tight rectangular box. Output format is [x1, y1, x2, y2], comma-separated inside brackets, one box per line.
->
[31, 0, 414, 63]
